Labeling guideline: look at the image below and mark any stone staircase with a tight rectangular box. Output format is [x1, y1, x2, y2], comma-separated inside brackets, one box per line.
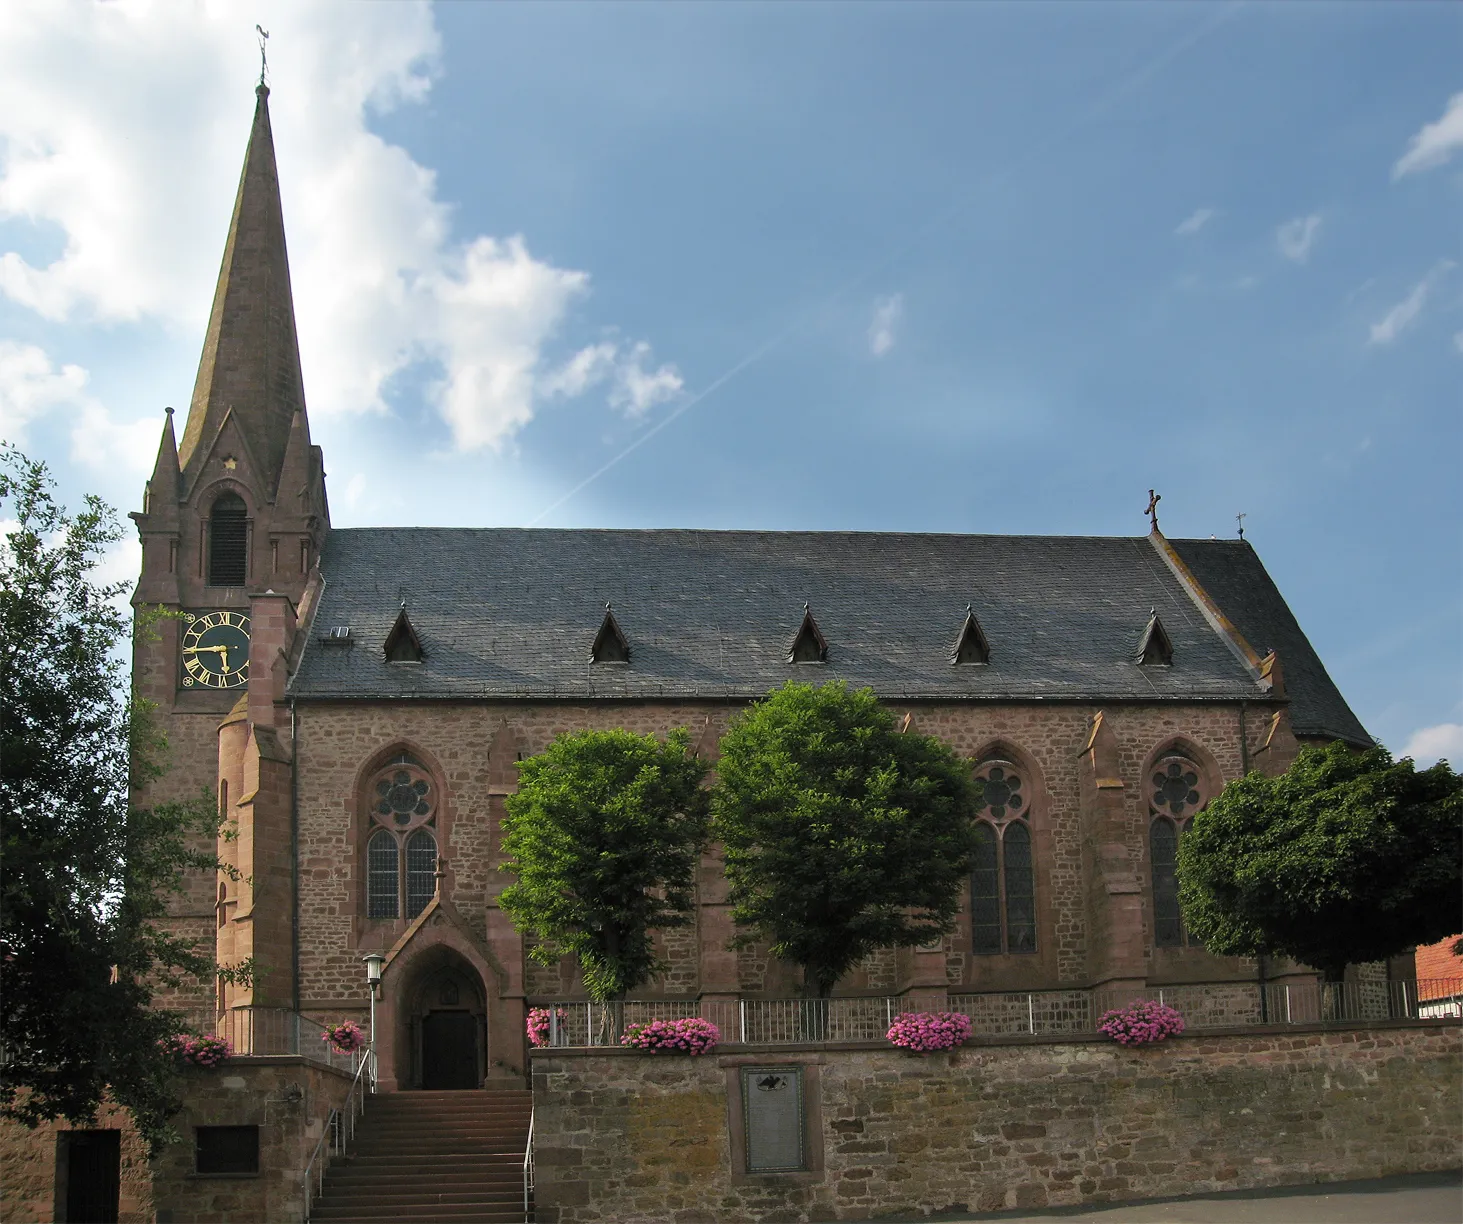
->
[309, 1089, 533, 1223]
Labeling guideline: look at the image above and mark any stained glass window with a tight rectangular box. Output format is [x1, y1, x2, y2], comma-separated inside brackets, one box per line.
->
[970, 823, 1002, 955]
[365, 756, 438, 921]
[405, 828, 438, 918]
[367, 829, 399, 919]
[1003, 822, 1036, 953]
[1150, 817, 1182, 947]
[1149, 754, 1209, 948]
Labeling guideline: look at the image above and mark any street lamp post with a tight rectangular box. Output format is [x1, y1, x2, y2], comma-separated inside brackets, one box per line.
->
[362, 953, 384, 1087]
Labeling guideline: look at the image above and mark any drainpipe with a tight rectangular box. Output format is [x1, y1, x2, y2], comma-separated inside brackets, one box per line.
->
[291, 699, 301, 1014]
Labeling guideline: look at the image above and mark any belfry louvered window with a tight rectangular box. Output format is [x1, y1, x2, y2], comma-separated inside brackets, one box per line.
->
[208, 493, 248, 586]
[364, 753, 438, 920]
[1149, 754, 1209, 948]
[969, 761, 1036, 955]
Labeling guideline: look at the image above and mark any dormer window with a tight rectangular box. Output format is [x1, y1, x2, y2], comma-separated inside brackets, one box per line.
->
[208, 492, 248, 586]
[951, 606, 991, 665]
[384, 605, 424, 663]
[786, 604, 828, 664]
[1136, 610, 1174, 667]
[590, 604, 630, 664]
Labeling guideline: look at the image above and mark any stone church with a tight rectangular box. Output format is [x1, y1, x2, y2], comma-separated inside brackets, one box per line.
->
[129, 80, 1375, 1108]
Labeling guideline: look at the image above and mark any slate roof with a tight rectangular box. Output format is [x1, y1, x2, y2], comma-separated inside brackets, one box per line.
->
[289, 529, 1366, 740]
[1168, 539, 1370, 745]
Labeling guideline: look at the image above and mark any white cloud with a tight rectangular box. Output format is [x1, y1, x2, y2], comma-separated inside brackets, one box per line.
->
[1175, 208, 1215, 236]
[0, 340, 87, 444]
[1392, 92, 1463, 180]
[0, 1, 675, 453]
[1402, 723, 1463, 767]
[1276, 214, 1322, 263]
[868, 293, 903, 357]
[540, 338, 683, 419]
[0, 340, 153, 474]
[1368, 261, 1455, 346]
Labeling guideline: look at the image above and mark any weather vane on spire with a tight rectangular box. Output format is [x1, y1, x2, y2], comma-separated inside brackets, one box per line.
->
[1145, 489, 1162, 533]
[255, 25, 270, 89]
[1236, 512, 1246, 540]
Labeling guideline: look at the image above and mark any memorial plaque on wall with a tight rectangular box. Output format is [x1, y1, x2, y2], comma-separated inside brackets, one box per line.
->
[741, 1066, 804, 1172]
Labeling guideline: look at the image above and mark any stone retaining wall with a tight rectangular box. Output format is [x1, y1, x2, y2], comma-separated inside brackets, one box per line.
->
[530, 1022, 1462, 1222]
[0, 1057, 351, 1224]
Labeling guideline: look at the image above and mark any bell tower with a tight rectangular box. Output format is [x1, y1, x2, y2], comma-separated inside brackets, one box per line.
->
[131, 82, 328, 1013]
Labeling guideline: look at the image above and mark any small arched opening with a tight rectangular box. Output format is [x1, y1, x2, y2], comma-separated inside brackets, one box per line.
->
[208, 492, 249, 587]
[394, 946, 487, 1091]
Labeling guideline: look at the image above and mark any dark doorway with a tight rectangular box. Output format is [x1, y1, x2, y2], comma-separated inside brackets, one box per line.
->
[60, 1129, 120, 1223]
[421, 1011, 479, 1089]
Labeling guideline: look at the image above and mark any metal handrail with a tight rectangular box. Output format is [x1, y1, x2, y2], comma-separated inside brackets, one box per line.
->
[303, 1045, 376, 1222]
[522, 1107, 534, 1223]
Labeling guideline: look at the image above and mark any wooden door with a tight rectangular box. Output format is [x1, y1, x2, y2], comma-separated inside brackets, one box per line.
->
[421, 1011, 479, 1089]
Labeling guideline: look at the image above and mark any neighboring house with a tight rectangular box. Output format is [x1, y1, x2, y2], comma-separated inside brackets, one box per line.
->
[1416, 935, 1463, 1019]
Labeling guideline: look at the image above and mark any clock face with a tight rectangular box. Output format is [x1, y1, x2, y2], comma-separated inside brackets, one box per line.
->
[181, 611, 251, 689]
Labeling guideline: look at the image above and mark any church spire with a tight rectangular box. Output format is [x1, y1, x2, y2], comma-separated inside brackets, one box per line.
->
[177, 83, 308, 501]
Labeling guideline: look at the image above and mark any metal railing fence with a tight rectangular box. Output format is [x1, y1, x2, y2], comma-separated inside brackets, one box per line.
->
[533, 978, 1462, 1048]
[173, 1006, 363, 1074]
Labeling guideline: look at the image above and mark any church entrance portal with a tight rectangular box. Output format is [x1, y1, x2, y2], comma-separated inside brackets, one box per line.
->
[400, 951, 487, 1091]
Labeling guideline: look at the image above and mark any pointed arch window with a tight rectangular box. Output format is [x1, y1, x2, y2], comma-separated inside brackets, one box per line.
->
[364, 752, 438, 920]
[209, 492, 248, 586]
[1149, 753, 1209, 947]
[969, 760, 1036, 955]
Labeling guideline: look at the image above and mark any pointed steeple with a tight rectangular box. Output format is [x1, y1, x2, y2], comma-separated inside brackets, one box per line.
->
[178, 84, 308, 502]
[143, 407, 181, 522]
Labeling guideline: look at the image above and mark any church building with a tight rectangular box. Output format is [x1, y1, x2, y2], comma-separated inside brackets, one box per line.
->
[130, 83, 1374, 1106]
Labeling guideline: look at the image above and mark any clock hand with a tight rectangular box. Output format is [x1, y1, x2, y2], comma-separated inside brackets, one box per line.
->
[184, 645, 228, 656]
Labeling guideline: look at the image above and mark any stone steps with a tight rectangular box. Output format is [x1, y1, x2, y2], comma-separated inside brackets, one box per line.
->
[310, 1090, 531, 1223]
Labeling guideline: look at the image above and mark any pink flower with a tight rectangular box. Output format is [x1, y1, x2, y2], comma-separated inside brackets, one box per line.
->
[526, 1008, 568, 1047]
[886, 1011, 972, 1054]
[620, 1017, 720, 1055]
[1098, 1001, 1185, 1046]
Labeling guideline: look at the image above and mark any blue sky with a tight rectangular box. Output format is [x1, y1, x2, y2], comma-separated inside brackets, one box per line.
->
[1, 1, 1459, 761]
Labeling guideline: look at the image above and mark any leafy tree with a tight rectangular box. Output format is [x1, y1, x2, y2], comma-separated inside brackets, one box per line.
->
[498, 728, 710, 1002]
[1178, 741, 1462, 982]
[0, 448, 235, 1153]
[713, 681, 979, 998]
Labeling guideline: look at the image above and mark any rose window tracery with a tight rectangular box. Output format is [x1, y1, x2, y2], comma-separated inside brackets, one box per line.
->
[365, 752, 438, 921]
[976, 764, 1024, 820]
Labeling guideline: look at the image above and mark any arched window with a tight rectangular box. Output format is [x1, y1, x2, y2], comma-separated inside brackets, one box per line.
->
[363, 752, 438, 920]
[1148, 752, 1210, 947]
[209, 492, 248, 586]
[969, 760, 1037, 955]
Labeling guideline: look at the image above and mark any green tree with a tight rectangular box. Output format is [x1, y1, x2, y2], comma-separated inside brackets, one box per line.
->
[498, 728, 710, 1002]
[713, 681, 979, 998]
[1178, 741, 1463, 983]
[0, 448, 234, 1153]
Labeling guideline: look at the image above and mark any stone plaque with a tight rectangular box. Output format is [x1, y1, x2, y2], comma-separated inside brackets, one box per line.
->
[741, 1066, 804, 1172]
